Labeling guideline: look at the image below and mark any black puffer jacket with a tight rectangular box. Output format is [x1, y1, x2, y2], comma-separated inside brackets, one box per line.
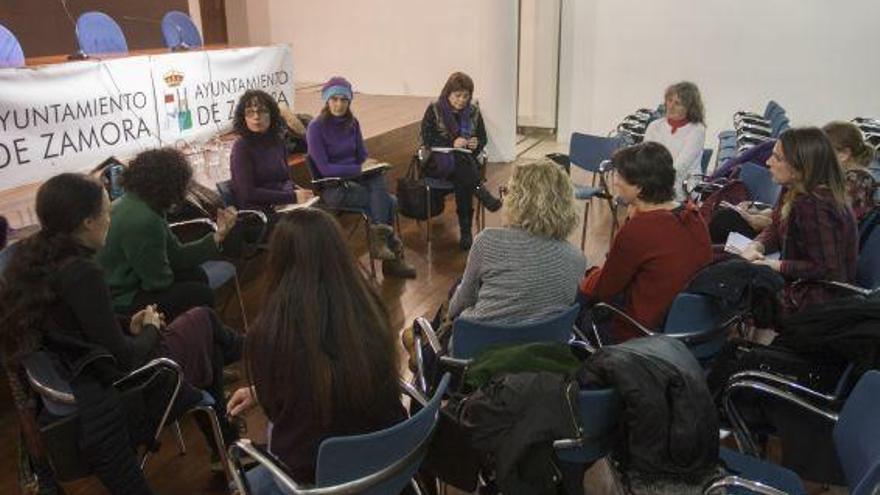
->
[686, 258, 784, 328]
[578, 336, 719, 486]
[460, 371, 580, 495]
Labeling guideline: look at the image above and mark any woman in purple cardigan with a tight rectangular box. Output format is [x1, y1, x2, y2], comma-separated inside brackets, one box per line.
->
[229, 90, 297, 213]
[306, 77, 415, 279]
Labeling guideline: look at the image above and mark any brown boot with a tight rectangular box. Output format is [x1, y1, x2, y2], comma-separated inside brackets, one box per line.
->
[382, 241, 417, 279]
[369, 224, 396, 260]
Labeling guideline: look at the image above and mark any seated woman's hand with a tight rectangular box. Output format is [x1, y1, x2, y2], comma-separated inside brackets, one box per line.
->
[467, 137, 479, 150]
[214, 206, 238, 245]
[453, 137, 468, 149]
[227, 386, 257, 417]
[739, 242, 765, 262]
[742, 210, 773, 231]
[130, 304, 162, 335]
[752, 259, 782, 272]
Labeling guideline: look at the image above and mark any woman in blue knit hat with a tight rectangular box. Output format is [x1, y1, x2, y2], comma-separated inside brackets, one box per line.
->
[306, 77, 416, 278]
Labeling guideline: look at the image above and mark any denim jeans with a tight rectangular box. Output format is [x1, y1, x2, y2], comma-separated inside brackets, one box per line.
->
[245, 465, 292, 495]
[320, 174, 396, 225]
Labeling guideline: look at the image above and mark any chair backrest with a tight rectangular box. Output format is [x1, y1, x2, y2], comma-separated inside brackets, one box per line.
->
[76, 12, 128, 55]
[833, 370, 880, 495]
[0, 23, 25, 68]
[856, 225, 880, 290]
[662, 292, 726, 360]
[21, 351, 79, 417]
[450, 304, 580, 360]
[771, 116, 791, 138]
[161, 11, 203, 48]
[765, 101, 784, 121]
[739, 162, 781, 205]
[216, 179, 235, 207]
[314, 374, 450, 494]
[569, 133, 622, 174]
[555, 388, 619, 464]
[700, 148, 713, 175]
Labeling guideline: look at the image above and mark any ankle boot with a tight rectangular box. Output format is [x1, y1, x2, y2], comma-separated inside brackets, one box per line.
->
[475, 184, 502, 212]
[382, 243, 417, 278]
[459, 218, 473, 251]
[369, 224, 396, 260]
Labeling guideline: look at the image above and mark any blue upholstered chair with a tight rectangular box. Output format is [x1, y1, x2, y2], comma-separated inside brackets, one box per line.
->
[0, 23, 25, 68]
[161, 11, 203, 49]
[76, 12, 128, 55]
[229, 374, 451, 495]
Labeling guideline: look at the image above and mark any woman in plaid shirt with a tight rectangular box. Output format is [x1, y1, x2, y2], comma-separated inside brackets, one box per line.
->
[741, 127, 858, 313]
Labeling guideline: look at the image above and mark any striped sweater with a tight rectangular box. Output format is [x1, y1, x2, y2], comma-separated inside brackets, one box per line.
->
[449, 227, 586, 324]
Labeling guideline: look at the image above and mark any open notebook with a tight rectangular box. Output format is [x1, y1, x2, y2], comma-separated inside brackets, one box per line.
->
[361, 161, 392, 176]
[724, 231, 780, 261]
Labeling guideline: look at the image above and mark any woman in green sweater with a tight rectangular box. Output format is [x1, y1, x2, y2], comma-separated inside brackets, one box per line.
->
[98, 148, 237, 320]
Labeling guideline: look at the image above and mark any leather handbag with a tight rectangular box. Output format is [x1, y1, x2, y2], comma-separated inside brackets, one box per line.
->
[397, 155, 445, 220]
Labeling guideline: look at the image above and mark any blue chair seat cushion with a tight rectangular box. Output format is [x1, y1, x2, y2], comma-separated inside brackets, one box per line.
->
[574, 185, 602, 200]
[720, 447, 805, 494]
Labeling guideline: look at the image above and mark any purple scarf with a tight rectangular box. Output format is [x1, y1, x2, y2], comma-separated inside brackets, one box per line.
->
[431, 98, 473, 178]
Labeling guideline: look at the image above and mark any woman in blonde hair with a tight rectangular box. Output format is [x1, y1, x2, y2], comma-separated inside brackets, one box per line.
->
[740, 127, 858, 313]
[644, 81, 707, 201]
[448, 158, 586, 324]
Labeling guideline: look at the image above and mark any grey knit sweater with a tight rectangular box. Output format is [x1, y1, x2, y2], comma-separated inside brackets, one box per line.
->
[448, 227, 587, 324]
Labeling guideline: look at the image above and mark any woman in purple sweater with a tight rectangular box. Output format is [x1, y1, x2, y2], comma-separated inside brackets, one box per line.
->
[306, 77, 415, 278]
[229, 90, 297, 213]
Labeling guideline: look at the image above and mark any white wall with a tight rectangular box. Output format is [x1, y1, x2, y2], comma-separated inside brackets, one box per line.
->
[187, 0, 203, 35]
[558, 0, 880, 146]
[517, 0, 560, 129]
[226, 0, 518, 161]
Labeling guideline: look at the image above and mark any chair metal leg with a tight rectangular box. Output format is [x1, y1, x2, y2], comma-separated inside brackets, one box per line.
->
[232, 273, 249, 333]
[191, 405, 233, 485]
[410, 479, 424, 495]
[172, 420, 187, 455]
[425, 185, 432, 244]
[363, 215, 377, 280]
[580, 201, 590, 251]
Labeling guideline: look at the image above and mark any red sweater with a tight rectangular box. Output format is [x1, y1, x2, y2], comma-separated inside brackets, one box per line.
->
[580, 203, 712, 342]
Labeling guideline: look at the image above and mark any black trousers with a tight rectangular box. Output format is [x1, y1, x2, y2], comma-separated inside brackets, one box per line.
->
[708, 208, 758, 244]
[128, 267, 215, 322]
[448, 154, 480, 228]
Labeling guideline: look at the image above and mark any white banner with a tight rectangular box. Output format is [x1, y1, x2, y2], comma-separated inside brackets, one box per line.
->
[0, 45, 294, 190]
[150, 45, 294, 143]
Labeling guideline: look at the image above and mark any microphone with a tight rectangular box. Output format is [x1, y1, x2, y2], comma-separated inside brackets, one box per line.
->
[60, 0, 89, 60]
[122, 15, 191, 52]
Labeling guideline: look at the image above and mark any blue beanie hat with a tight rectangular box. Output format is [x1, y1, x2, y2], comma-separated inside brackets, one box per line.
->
[321, 77, 353, 103]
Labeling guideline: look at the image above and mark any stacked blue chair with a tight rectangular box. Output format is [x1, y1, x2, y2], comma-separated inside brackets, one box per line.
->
[76, 12, 128, 55]
[161, 11, 203, 49]
[0, 23, 25, 68]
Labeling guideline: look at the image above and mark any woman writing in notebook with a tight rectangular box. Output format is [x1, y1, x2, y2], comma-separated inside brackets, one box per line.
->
[739, 127, 858, 313]
[420, 72, 502, 250]
[306, 77, 415, 278]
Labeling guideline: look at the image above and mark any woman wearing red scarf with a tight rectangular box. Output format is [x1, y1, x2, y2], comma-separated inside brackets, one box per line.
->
[643, 81, 707, 201]
[420, 72, 502, 250]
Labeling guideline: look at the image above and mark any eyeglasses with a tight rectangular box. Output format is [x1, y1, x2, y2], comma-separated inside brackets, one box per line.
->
[245, 108, 269, 117]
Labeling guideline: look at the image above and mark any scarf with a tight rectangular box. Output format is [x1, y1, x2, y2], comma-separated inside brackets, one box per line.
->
[439, 97, 473, 138]
[667, 117, 689, 135]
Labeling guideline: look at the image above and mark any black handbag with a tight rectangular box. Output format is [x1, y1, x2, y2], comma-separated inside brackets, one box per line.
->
[397, 155, 446, 220]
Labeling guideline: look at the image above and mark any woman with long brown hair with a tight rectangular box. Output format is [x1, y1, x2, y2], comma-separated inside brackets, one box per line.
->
[741, 127, 858, 312]
[0, 173, 241, 493]
[227, 208, 404, 492]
